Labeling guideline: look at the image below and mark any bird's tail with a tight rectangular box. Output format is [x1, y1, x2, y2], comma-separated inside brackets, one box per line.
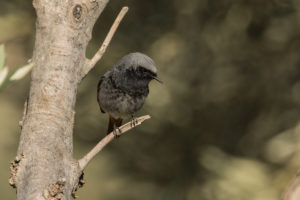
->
[107, 115, 123, 134]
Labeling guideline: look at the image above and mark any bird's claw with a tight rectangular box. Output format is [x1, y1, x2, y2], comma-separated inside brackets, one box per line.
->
[113, 124, 121, 138]
[130, 116, 138, 127]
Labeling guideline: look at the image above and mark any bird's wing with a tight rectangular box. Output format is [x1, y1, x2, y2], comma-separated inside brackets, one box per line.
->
[97, 76, 105, 113]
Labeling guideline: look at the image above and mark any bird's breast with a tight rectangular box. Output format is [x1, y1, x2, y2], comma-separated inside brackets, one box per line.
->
[99, 86, 147, 118]
[98, 73, 149, 118]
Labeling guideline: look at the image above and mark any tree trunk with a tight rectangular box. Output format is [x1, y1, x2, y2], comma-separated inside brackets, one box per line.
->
[13, 0, 109, 199]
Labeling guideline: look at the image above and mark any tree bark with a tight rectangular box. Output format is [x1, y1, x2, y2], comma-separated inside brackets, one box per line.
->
[13, 0, 109, 199]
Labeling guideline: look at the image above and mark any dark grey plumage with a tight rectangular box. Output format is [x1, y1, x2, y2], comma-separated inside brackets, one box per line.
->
[97, 52, 162, 134]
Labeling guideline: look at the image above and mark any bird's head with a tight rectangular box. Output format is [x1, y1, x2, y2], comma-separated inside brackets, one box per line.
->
[118, 52, 163, 84]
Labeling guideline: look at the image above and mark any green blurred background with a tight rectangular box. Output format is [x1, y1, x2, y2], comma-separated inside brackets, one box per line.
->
[1, 0, 300, 199]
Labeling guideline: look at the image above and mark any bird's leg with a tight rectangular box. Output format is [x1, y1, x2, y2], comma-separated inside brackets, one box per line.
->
[113, 124, 121, 138]
[130, 115, 138, 127]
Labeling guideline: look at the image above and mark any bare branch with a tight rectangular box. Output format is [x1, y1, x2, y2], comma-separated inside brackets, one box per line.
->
[81, 6, 129, 78]
[78, 115, 151, 170]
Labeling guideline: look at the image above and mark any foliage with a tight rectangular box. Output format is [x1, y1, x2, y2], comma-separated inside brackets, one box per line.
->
[0, 44, 33, 90]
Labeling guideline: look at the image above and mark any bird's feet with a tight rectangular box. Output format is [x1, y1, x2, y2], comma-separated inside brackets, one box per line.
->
[130, 115, 138, 127]
[113, 124, 122, 138]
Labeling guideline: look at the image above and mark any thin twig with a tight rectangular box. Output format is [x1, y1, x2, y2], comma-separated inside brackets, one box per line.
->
[19, 97, 29, 129]
[81, 6, 129, 78]
[78, 115, 151, 170]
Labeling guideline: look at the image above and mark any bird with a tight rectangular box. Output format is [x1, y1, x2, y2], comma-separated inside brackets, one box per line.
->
[97, 52, 162, 137]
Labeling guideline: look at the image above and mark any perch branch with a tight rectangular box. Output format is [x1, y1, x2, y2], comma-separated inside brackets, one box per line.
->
[78, 115, 151, 170]
[82, 6, 128, 78]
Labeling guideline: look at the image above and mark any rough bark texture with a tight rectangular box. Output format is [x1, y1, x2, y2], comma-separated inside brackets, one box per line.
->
[15, 0, 109, 199]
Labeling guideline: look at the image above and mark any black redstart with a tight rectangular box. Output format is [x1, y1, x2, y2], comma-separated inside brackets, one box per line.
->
[97, 52, 162, 136]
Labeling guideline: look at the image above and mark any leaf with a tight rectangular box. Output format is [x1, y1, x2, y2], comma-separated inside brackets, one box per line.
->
[0, 44, 6, 70]
[0, 66, 8, 87]
[9, 63, 34, 81]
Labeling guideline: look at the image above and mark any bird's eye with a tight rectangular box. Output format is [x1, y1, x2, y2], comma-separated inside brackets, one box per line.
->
[137, 66, 151, 74]
[135, 66, 156, 80]
[136, 66, 144, 72]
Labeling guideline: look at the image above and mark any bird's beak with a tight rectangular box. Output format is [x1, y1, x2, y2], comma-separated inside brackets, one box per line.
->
[152, 75, 163, 84]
